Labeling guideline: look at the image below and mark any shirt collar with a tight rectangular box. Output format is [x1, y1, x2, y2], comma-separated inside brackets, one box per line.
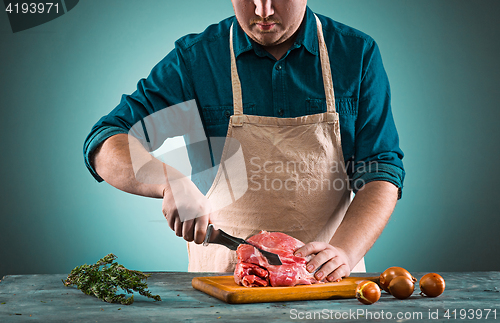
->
[232, 6, 318, 59]
[294, 7, 318, 56]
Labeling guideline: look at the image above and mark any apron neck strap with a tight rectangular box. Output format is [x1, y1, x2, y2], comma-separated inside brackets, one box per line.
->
[229, 15, 336, 115]
[314, 14, 336, 113]
[230, 23, 244, 115]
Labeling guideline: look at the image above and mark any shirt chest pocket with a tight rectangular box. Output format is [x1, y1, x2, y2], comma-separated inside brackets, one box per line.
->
[306, 98, 358, 159]
[201, 104, 256, 137]
[306, 97, 358, 116]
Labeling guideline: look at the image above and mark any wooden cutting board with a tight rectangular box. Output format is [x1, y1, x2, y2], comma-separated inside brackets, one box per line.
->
[192, 275, 379, 304]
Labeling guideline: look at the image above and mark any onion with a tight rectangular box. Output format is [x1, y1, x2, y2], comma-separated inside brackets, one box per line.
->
[419, 273, 445, 297]
[388, 276, 415, 299]
[379, 267, 416, 293]
[355, 280, 381, 305]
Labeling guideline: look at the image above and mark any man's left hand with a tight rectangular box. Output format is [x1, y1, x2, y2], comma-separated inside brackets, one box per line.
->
[294, 242, 351, 282]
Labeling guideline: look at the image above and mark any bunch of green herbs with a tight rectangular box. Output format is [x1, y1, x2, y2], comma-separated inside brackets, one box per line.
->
[63, 253, 161, 305]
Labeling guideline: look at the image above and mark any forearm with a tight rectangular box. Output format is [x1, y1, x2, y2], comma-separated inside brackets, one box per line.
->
[93, 133, 169, 198]
[329, 181, 399, 270]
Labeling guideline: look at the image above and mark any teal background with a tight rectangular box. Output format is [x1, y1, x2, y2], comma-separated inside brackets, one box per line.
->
[1, 0, 499, 278]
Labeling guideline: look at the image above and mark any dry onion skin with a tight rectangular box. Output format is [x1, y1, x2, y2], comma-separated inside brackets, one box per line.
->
[388, 276, 415, 299]
[379, 267, 416, 293]
[355, 281, 381, 305]
[419, 273, 445, 297]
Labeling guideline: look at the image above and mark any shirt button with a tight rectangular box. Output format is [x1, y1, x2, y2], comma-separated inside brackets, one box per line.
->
[275, 64, 282, 70]
[224, 110, 231, 118]
[278, 109, 284, 116]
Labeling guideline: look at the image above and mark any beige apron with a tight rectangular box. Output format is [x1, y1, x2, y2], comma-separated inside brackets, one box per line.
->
[188, 15, 365, 273]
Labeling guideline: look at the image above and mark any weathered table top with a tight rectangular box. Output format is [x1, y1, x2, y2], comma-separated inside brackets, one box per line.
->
[1, 272, 499, 322]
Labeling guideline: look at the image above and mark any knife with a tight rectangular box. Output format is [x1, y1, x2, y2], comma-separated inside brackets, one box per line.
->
[203, 224, 282, 265]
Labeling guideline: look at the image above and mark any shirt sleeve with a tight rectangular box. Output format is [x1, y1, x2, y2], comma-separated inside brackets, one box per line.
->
[83, 45, 195, 182]
[351, 40, 405, 198]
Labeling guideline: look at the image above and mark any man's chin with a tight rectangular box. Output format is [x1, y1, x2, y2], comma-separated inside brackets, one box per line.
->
[251, 33, 283, 47]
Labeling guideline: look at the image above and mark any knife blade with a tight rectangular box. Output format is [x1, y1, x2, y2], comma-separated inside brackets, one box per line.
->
[203, 224, 282, 265]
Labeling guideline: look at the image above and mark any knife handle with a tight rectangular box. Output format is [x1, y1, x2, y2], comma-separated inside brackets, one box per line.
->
[202, 224, 246, 250]
[214, 229, 246, 250]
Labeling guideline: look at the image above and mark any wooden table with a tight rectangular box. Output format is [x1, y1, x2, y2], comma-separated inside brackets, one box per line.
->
[1, 272, 499, 322]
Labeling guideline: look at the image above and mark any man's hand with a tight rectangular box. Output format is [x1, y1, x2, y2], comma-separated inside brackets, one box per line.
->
[294, 242, 350, 282]
[161, 172, 211, 244]
[293, 181, 399, 282]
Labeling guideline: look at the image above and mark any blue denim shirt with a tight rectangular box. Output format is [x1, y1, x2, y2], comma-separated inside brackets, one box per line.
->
[83, 7, 405, 198]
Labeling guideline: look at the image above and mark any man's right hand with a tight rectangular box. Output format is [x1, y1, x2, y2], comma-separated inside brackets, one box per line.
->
[161, 172, 211, 244]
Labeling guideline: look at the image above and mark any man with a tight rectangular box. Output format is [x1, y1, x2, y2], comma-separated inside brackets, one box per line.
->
[84, 0, 404, 282]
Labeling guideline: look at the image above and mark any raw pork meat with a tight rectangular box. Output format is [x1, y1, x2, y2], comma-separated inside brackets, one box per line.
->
[234, 231, 320, 287]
